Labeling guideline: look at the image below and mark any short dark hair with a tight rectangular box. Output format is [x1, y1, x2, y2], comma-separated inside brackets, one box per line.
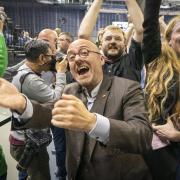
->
[24, 39, 50, 62]
[59, 32, 74, 42]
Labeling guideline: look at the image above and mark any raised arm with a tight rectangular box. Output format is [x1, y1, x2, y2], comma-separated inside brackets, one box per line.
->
[142, 0, 162, 64]
[125, 0, 144, 43]
[125, 14, 134, 51]
[78, 0, 103, 40]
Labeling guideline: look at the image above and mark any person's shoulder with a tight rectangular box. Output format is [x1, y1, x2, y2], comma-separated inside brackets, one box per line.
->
[111, 76, 142, 98]
[112, 76, 141, 88]
[17, 65, 36, 78]
[113, 75, 138, 83]
[17, 63, 28, 71]
[63, 82, 80, 94]
[13, 65, 37, 84]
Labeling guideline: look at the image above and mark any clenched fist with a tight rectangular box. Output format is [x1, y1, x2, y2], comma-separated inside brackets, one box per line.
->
[51, 94, 96, 132]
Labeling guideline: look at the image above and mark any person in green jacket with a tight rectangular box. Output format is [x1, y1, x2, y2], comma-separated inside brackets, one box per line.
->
[0, 7, 8, 180]
[0, 6, 8, 77]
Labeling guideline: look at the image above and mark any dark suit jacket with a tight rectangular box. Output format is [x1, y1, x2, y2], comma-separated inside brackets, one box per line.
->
[19, 75, 152, 180]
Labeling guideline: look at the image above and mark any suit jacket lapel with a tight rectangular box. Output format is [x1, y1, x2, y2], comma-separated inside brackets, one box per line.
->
[90, 75, 112, 114]
[88, 75, 113, 160]
[70, 76, 113, 166]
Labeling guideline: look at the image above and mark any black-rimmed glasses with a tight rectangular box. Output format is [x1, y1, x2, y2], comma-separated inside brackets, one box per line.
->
[67, 48, 101, 62]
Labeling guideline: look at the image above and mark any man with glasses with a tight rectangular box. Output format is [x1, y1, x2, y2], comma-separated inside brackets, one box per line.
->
[3, 28, 58, 83]
[9, 39, 67, 180]
[0, 39, 152, 180]
[3, 28, 66, 180]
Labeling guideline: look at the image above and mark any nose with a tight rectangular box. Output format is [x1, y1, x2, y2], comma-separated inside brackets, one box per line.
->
[74, 55, 84, 65]
[109, 37, 116, 44]
[74, 53, 82, 62]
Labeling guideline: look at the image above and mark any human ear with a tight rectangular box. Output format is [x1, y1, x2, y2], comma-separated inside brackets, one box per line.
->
[100, 55, 105, 66]
[38, 54, 44, 65]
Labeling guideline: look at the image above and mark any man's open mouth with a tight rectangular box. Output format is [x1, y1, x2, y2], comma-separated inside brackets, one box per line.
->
[108, 46, 118, 50]
[77, 66, 89, 75]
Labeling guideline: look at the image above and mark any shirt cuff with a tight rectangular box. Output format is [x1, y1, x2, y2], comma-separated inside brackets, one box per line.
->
[88, 113, 110, 144]
[13, 95, 33, 123]
[56, 72, 66, 84]
[56, 72, 66, 78]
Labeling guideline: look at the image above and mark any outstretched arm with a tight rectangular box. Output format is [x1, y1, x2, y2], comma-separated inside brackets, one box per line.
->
[0, 78, 26, 113]
[78, 0, 103, 41]
[125, 0, 144, 43]
[0, 78, 52, 129]
[142, 0, 162, 64]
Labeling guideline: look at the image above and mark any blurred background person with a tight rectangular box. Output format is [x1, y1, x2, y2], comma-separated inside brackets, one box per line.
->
[57, 32, 73, 55]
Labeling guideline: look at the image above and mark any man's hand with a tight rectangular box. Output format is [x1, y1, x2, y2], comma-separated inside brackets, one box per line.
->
[0, 78, 26, 113]
[56, 56, 68, 73]
[51, 94, 96, 132]
[152, 117, 180, 142]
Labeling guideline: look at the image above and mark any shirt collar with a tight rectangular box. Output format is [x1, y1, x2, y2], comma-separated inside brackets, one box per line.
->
[83, 80, 102, 98]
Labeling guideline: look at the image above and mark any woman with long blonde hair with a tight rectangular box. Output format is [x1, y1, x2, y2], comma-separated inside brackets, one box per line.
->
[142, 0, 180, 179]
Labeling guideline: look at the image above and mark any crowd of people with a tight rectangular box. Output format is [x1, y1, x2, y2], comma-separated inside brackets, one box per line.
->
[0, 0, 180, 180]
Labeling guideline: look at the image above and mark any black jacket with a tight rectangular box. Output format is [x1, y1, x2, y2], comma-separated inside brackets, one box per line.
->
[103, 39, 143, 83]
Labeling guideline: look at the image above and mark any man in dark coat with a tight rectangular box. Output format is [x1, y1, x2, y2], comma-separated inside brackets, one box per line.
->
[0, 39, 152, 180]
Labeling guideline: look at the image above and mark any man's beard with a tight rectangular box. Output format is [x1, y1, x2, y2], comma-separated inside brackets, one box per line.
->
[103, 48, 124, 62]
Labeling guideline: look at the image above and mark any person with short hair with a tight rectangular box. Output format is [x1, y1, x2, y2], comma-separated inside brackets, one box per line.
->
[57, 32, 74, 55]
[9, 39, 67, 180]
[0, 39, 152, 180]
[78, 0, 144, 82]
